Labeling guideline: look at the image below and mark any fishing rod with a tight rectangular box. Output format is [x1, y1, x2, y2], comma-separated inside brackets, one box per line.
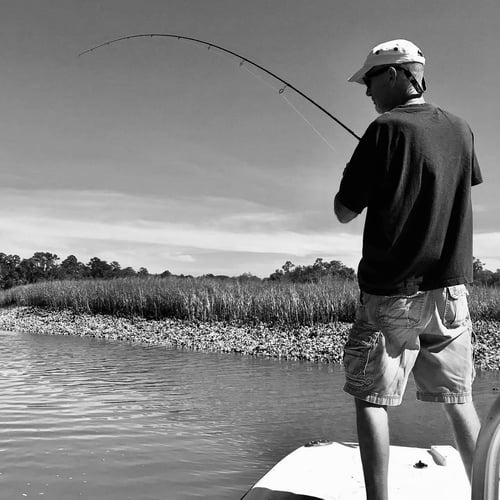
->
[79, 33, 361, 142]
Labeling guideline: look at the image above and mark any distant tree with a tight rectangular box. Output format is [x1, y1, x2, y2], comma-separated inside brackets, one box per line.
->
[160, 270, 172, 278]
[137, 267, 149, 277]
[268, 258, 355, 283]
[237, 272, 261, 282]
[35, 252, 60, 275]
[59, 255, 89, 280]
[269, 261, 291, 281]
[473, 257, 485, 276]
[322, 259, 356, 281]
[87, 257, 112, 279]
[109, 261, 122, 276]
[0, 253, 23, 289]
[19, 252, 60, 283]
[120, 266, 137, 278]
[473, 257, 499, 287]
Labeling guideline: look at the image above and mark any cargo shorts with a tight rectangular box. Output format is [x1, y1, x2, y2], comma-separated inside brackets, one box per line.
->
[343, 285, 475, 406]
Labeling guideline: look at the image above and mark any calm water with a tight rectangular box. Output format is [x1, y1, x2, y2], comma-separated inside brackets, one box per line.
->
[1, 330, 499, 500]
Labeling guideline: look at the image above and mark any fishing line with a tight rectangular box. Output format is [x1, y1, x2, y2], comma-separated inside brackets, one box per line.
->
[280, 93, 338, 153]
[78, 33, 361, 142]
[239, 62, 338, 153]
[159, 41, 335, 150]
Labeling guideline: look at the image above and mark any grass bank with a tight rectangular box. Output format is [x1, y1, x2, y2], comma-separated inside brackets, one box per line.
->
[0, 276, 359, 325]
[0, 276, 499, 324]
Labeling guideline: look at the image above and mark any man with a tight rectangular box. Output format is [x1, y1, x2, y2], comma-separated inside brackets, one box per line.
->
[334, 39, 483, 500]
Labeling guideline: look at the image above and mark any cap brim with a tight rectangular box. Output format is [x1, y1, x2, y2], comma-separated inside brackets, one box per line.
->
[348, 53, 426, 85]
[347, 65, 370, 85]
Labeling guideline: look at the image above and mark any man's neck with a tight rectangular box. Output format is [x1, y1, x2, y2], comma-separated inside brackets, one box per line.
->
[401, 96, 426, 106]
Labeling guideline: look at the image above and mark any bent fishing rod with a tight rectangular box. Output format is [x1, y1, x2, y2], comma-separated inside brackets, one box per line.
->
[79, 33, 361, 142]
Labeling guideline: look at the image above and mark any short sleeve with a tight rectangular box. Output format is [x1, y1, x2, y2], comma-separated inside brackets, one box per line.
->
[471, 132, 483, 186]
[336, 121, 386, 214]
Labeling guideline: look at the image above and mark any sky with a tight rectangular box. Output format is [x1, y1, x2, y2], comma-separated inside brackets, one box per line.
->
[0, 0, 499, 277]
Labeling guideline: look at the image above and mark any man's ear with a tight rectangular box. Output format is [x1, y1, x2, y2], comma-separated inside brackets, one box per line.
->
[387, 66, 399, 86]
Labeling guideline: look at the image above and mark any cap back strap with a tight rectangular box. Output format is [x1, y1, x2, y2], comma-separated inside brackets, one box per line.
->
[400, 67, 426, 95]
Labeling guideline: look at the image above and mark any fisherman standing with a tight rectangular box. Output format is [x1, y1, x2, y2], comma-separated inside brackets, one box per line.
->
[334, 39, 482, 500]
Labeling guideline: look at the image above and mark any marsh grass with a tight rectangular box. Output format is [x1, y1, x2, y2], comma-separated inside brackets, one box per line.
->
[467, 284, 500, 320]
[1, 277, 498, 325]
[0, 276, 359, 325]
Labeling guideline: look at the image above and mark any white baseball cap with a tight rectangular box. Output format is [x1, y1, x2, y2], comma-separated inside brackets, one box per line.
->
[348, 39, 425, 85]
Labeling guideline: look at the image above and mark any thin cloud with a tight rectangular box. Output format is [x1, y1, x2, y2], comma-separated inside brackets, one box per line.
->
[0, 187, 362, 273]
[0, 213, 361, 256]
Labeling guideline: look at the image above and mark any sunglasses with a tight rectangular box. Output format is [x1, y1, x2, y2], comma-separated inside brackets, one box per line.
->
[362, 65, 391, 87]
[363, 65, 426, 95]
[362, 66, 392, 87]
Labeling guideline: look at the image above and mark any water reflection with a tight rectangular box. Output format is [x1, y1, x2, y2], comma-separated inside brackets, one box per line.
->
[0, 329, 498, 499]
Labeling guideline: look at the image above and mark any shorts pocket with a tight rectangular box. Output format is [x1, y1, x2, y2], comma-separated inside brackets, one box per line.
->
[343, 329, 379, 388]
[443, 285, 470, 328]
[377, 292, 425, 329]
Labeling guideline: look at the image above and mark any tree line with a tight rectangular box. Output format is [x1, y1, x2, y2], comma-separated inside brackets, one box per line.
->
[268, 258, 356, 283]
[269, 257, 500, 287]
[0, 252, 358, 290]
[0, 252, 156, 290]
[0, 251, 497, 290]
[473, 258, 500, 287]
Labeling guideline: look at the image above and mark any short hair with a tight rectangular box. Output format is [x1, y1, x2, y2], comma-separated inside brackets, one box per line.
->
[401, 62, 425, 84]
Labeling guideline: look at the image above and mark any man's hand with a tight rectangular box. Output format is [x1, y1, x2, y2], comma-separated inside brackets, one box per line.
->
[334, 194, 358, 223]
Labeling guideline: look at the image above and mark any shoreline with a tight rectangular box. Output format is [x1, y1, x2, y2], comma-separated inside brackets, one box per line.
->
[0, 306, 499, 369]
[0, 306, 351, 364]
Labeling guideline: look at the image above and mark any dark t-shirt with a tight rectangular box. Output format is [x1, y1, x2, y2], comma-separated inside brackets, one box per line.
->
[337, 103, 483, 295]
